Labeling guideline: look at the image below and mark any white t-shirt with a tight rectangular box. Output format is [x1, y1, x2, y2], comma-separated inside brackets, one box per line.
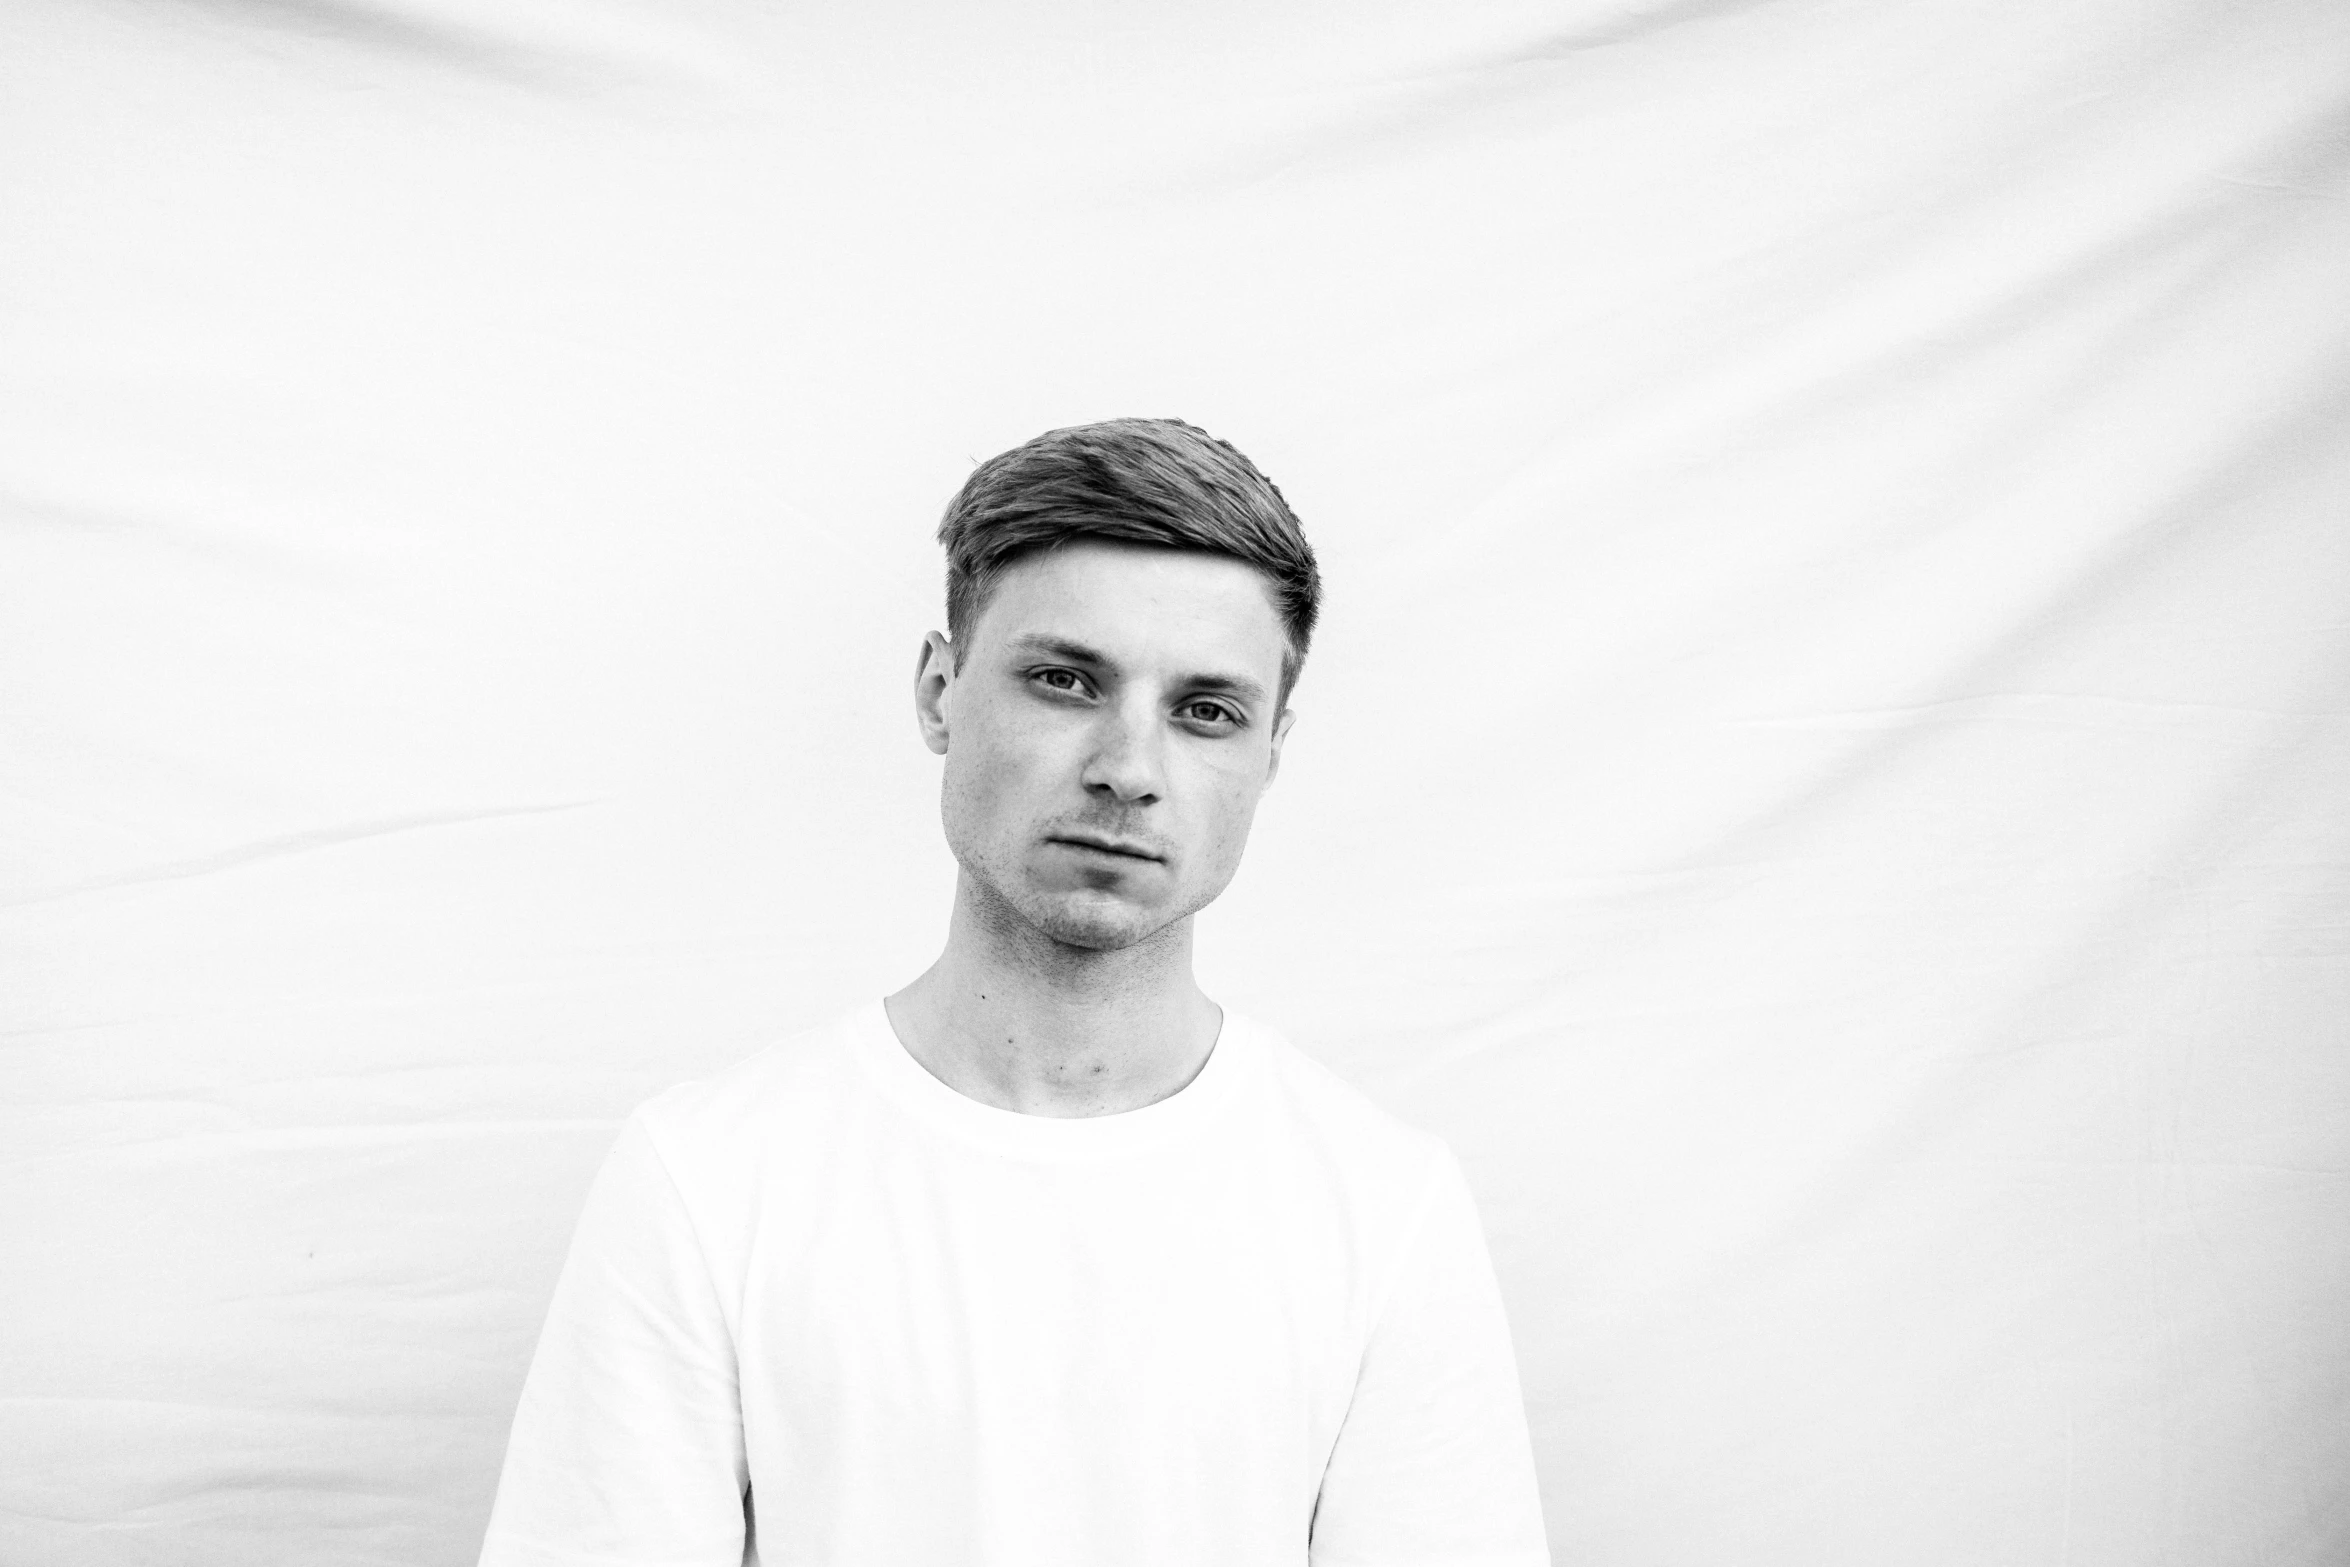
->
[480, 1004, 1548, 1567]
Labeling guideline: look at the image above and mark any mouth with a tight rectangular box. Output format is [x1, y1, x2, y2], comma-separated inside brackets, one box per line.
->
[1048, 833, 1163, 863]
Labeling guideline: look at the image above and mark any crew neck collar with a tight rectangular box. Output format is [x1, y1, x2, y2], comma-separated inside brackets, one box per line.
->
[849, 999, 1255, 1159]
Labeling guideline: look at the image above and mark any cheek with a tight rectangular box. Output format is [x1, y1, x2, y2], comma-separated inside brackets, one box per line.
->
[1189, 763, 1267, 863]
[943, 710, 1058, 837]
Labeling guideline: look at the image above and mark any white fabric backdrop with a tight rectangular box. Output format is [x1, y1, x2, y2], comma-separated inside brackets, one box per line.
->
[4, 1, 2345, 1562]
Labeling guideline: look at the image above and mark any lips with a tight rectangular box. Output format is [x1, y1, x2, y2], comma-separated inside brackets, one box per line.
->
[1049, 833, 1162, 862]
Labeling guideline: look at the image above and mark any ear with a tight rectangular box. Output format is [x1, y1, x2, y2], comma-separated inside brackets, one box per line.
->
[914, 631, 955, 755]
[1263, 706, 1297, 790]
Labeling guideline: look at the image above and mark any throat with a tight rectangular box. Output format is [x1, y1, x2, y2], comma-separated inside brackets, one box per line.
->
[882, 959, 1222, 1119]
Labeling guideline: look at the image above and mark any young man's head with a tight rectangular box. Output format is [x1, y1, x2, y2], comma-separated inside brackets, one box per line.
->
[916, 419, 1321, 954]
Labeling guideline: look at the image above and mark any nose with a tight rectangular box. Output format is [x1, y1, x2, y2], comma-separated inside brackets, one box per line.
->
[1079, 698, 1165, 806]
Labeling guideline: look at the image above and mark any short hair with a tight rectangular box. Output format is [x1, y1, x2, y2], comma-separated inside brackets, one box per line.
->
[937, 418, 1321, 701]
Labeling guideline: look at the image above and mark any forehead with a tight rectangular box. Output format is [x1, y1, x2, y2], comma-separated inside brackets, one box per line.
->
[970, 540, 1288, 673]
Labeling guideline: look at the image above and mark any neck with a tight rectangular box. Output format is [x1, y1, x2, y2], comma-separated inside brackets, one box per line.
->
[884, 873, 1223, 1118]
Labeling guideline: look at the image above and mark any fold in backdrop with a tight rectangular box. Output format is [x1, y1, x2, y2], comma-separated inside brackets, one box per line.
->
[4, 0, 2347, 1563]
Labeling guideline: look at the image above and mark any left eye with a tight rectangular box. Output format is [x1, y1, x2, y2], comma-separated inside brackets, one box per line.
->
[1180, 701, 1236, 725]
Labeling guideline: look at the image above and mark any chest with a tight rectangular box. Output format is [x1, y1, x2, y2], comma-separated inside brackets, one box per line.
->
[732, 1141, 1367, 1458]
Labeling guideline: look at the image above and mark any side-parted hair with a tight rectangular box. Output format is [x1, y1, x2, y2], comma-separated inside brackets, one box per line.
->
[937, 418, 1321, 703]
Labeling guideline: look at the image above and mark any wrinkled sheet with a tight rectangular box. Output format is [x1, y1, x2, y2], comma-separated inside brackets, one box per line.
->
[3, 1, 2345, 1563]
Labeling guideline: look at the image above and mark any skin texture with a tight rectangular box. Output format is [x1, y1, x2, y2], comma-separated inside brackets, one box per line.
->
[884, 540, 1296, 1117]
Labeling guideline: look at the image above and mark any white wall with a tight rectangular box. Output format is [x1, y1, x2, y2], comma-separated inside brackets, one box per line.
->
[4, 1, 2346, 1561]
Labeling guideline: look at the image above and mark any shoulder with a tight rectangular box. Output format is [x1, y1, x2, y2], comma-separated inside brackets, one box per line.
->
[1239, 1015, 1446, 1158]
[624, 1004, 874, 1188]
[1229, 1015, 1455, 1213]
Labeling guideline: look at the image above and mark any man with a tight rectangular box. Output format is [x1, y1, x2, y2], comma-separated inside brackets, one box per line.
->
[479, 419, 1549, 1566]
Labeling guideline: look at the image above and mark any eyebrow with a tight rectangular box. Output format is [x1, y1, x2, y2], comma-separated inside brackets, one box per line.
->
[1005, 633, 1269, 707]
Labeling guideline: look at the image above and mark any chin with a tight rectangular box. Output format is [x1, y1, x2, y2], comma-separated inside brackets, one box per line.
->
[956, 849, 1202, 954]
[1023, 893, 1168, 952]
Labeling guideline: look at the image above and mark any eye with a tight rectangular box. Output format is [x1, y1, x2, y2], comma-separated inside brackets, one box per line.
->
[1178, 699, 1243, 729]
[1030, 667, 1090, 696]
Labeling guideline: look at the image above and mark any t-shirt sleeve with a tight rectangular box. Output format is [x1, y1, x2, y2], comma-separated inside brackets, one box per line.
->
[478, 1113, 750, 1567]
[1310, 1146, 1551, 1567]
